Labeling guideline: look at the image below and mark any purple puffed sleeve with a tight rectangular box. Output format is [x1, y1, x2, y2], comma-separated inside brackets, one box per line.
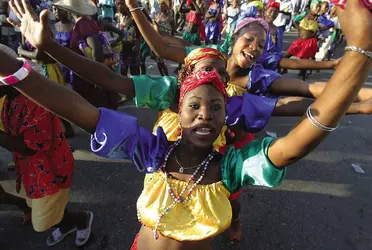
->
[226, 93, 277, 133]
[91, 108, 169, 173]
[247, 64, 282, 97]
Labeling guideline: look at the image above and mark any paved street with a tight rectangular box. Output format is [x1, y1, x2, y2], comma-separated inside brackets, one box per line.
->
[1, 32, 372, 250]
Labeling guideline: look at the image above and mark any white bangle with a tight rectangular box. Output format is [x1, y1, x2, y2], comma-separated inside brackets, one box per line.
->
[345, 46, 372, 60]
[306, 105, 339, 132]
[129, 6, 144, 12]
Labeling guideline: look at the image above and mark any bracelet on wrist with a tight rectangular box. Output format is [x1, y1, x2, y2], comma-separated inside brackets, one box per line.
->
[0, 58, 32, 85]
[129, 6, 144, 12]
[345, 46, 372, 60]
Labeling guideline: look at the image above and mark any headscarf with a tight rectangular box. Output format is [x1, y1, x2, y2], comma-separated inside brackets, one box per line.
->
[179, 70, 228, 109]
[247, 0, 264, 9]
[238, 6, 258, 20]
[310, 0, 322, 9]
[234, 17, 269, 35]
[184, 48, 227, 67]
[266, 1, 280, 9]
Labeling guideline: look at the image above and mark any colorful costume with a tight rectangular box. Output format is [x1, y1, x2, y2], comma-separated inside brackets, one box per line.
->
[183, 10, 202, 45]
[116, 12, 141, 73]
[287, 13, 319, 59]
[70, 17, 120, 109]
[205, 7, 222, 42]
[257, 2, 284, 70]
[55, 30, 74, 83]
[2, 94, 73, 231]
[90, 108, 286, 243]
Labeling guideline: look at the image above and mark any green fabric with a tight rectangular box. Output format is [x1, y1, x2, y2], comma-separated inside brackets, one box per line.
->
[132, 75, 178, 111]
[293, 11, 308, 23]
[221, 137, 286, 194]
[140, 40, 151, 59]
[182, 30, 201, 46]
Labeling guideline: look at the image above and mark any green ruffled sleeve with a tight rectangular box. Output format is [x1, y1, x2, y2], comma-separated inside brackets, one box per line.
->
[293, 11, 307, 23]
[221, 137, 286, 194]
[132, 75, 178, 111]
[185, 44, 227, 56]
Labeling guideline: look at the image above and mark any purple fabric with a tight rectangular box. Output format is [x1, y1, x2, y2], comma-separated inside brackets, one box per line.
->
[205, 20, 221, 41]
[55, 31, 74, 83]
[55, 31, 73, 48]
[247, 64, 282, 97]
[226, 93, 277, 133]
[257, 27, 284, 70]
[91, 108, 168, 173]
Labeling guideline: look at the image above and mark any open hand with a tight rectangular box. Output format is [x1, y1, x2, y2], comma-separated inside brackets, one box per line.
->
[7, 0, 52, 50]
[336, 0, 372, 50]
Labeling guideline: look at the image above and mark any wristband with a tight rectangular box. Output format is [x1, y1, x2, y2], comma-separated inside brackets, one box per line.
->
[0, 58, 32, 85]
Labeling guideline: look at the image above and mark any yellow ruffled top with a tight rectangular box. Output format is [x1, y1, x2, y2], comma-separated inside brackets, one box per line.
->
[299, 18, 319, 33]
[153, 109, 227, 152]
[226, 83, 247, 97]
[137, 172, 232, 241]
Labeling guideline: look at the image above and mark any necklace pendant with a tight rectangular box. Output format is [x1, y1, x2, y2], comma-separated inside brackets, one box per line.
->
[179, 167, 184, 173]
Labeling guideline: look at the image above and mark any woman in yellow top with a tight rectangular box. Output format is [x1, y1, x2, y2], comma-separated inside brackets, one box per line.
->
[287, 0, 323, 60]
[4, 2, 372, 250]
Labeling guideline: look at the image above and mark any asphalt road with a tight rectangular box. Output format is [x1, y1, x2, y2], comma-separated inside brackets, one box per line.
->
[1, 32, 372, 250]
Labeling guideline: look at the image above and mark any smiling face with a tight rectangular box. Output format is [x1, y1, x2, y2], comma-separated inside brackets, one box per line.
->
[265, 7, 279, 24]
[179, 85, 226, 149]
[231, 22, 267, 69]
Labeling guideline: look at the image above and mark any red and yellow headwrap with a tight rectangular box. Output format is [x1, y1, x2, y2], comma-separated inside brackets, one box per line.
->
[266, 0, 280, 9]
[184, 48, 227, 68]
[179, 69, 228, 109]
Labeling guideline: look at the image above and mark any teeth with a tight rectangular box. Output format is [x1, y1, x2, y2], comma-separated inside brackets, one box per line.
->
[243, 51, 255, 60]
[196, 131, 211, 135]
[195, 127, 211, 136]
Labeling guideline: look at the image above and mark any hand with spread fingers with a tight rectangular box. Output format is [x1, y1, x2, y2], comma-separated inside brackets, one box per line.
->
[7, 0, 53, 50]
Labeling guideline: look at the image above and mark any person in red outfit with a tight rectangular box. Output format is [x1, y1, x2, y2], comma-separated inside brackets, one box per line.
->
[0, 44, 94, 248]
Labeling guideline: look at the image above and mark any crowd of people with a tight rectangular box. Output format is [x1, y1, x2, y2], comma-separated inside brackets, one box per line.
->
[0, 0, 371, 249]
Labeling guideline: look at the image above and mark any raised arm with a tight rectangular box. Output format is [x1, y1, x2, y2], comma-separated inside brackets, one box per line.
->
[7, 1, 135, 98]
[267, 1, 372, 168]
[125, 0, 187, 63]
[0, 51, 100, 134]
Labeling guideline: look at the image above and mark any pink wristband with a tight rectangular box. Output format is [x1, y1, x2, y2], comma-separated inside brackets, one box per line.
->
[0, 58, 32, 86]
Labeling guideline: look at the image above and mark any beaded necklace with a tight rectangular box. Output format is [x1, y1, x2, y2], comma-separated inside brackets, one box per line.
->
[152, 140, 216, 240]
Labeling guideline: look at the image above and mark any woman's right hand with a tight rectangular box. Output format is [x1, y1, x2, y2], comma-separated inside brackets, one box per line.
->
[7, 0, 53, 50]
[336, 0, 372, 50]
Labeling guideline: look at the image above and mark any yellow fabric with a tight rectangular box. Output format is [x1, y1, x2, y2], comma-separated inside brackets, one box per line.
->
[299, 18, 319, 33]
[152, 109, 227, 152]
[248, 1, 264, 9]
[137, 172, 232, 241]
[226, 83, 247, 97]
[44, 63, 66, 85]
[24, 188, 69, 232]
[0, 96, 5, 131]
[271, 34, 277, 45]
